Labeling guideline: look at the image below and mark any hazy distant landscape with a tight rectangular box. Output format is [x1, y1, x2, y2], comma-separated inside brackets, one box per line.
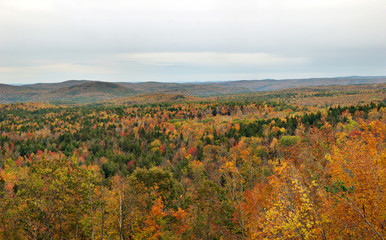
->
[1, 76, 385, 104]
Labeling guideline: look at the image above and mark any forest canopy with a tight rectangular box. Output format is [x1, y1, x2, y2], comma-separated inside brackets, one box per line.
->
[0, 85, 385, 239]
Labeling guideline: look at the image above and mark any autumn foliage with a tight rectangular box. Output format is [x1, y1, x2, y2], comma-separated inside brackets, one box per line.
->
[0, 90, 385, 239]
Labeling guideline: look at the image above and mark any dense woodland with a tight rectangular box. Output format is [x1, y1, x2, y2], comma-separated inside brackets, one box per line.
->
[0, 86, 385, 239]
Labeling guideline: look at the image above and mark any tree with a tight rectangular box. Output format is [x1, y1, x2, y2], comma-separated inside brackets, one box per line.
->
[324, 120, 385, 239]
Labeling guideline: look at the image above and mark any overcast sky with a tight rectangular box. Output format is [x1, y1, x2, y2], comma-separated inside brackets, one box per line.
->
[1, 0, 386, 84]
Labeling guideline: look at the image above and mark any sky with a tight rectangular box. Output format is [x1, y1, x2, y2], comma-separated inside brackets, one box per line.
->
[1, 0, 386, 84]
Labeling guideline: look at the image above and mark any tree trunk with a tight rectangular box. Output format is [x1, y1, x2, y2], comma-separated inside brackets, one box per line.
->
[119, 191, 123, 240]
[91, 193, 95, 240]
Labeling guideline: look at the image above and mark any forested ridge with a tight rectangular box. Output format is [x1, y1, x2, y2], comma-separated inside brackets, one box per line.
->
[0, 89, 385, 239]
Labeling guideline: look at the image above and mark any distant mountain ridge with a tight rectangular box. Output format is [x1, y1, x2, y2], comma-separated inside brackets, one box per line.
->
[116, 82, 252, 96]
[26, 80, 90, 90]
[215, 76, 386, 91]
[0, 81, 139, 104]
[0, 76, 385, 104]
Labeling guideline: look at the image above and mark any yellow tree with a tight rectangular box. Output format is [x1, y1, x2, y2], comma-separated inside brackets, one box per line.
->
[325, 120, 385, 239]
[260, 162, 323, 240]
[104, 175, 143, 239]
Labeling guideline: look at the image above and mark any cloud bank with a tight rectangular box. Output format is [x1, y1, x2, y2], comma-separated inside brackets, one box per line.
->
[1, 0, 386, 83]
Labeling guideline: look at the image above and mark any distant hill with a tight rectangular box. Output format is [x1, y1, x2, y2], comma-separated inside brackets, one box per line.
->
[100, 83, 385, 107]
[217, 82, 386, 107]
[26, 80, 89, 90]
[58, 81, 137, 95]
[0, 76, 385, 104]
[0, 81, 139, 104]
[40, 82, 139, 104]
[0, 83, 42, 103]
[117, 82, 252, 96]
[215, 76, 386, 91]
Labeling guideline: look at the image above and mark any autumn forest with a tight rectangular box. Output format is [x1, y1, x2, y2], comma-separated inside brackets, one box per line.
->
[0, 83, 385, 239]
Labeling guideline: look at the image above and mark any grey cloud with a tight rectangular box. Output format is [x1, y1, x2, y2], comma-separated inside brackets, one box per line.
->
[1, 0, 386, 83]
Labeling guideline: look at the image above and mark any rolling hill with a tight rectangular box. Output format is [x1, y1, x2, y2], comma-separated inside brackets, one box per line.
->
[41, 81, 140, 104]
[0, 76, 385, 104]
[25, 80, 89, 90]
[117, 82, 252, 96]
[215, 76, 386, 91]
[0, 81, 139, 104]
